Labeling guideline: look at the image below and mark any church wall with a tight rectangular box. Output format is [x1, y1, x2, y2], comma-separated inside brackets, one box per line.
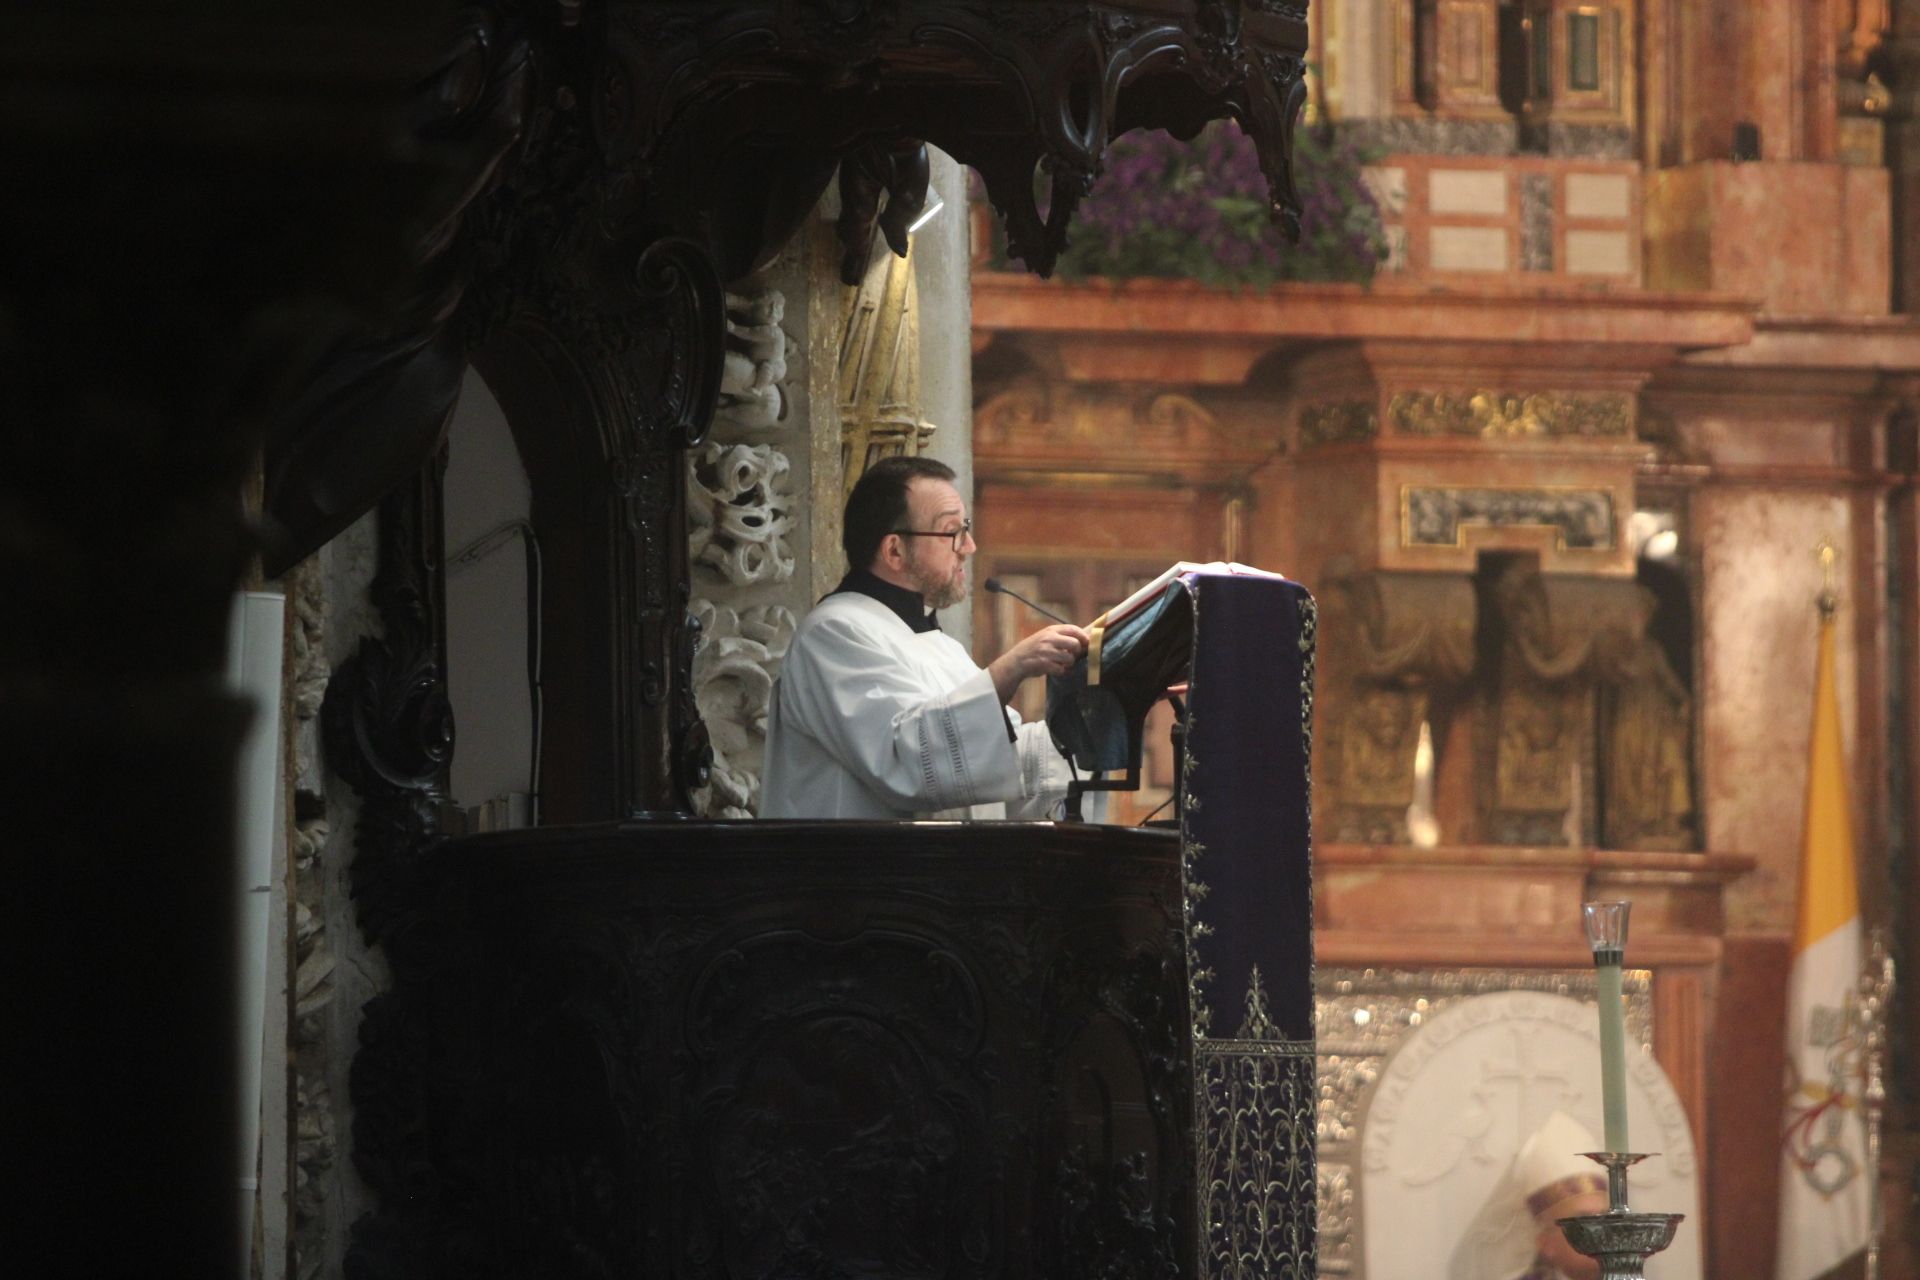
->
[1644, 163, 1891, 314]
[731, 0, 1920, 1271]
[1694, 484, 1861, 933]
[972, 271, 1918, 1280]
[977, 483, 1227, 562]
[1249, 454, 1300, 577]
[1272, 452, 1380, 581]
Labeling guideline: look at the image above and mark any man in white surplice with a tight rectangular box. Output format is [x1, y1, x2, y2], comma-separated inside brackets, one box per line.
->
[760, 455, 1088, 819]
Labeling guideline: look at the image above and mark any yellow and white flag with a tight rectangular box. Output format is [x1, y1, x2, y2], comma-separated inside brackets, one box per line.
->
[1775, 603, 1870, 1280]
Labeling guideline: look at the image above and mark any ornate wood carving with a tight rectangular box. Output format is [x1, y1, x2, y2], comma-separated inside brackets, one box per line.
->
[2, 1, 1309, 1267]
[260, 8, 533, 575]
[342, 822, 1195, 1279]
[600, 0, 1311, 279]
[323, 467, 456, 949]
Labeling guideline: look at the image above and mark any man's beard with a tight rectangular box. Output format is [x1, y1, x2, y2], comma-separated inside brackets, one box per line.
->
[906, 547, 967, 610]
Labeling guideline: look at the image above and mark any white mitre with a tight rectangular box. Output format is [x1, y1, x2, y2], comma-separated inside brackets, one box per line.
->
[1447, 1112, 1606, 1280]
[1514, 1112, 1608, 1229]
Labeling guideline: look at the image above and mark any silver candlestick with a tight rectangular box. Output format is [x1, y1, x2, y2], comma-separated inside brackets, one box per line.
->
[1559, 1151, 1683, 1280]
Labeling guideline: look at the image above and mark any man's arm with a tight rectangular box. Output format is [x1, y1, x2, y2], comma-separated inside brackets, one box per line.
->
[986, 623, 1089, 705]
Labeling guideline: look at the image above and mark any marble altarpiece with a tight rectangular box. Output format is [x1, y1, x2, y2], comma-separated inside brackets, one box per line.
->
[967, 0, 1920, 1249]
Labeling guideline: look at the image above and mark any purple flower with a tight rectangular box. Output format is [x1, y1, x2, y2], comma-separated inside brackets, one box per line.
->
[1012, 120, 1387, 284]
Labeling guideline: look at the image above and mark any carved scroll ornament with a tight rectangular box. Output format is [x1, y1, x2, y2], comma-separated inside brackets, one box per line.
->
[604, 0, 1309, 279]
[1493, 566, 1650, 682]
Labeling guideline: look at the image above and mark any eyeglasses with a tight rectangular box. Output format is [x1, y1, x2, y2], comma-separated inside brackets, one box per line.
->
[892, 518, 974, 552]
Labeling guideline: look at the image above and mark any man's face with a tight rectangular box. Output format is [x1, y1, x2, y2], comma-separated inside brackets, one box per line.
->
[900, 477, 975, 610]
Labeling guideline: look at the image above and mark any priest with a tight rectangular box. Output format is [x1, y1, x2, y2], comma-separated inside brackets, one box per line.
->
[760, 455, 1088, 819]
[1449, 1111, 1610, 1280]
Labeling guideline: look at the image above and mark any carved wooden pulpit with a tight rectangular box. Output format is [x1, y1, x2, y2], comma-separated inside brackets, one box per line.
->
[2, 1, 1313, 1272]
[348, 568, 1318, 1278]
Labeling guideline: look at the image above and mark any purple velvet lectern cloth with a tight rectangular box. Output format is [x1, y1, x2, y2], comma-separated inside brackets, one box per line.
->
[1180, 571, 1317, 1278]
[1048, 567, 1318, 1276]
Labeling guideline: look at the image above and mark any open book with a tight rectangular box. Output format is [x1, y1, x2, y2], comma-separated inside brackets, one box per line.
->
[1099, 560, 1288, 627]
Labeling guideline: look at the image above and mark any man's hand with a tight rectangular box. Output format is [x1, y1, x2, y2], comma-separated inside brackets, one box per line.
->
[987, 623, 1090, 705]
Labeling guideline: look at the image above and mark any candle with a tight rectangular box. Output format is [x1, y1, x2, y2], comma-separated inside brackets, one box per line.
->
[1583, 900, 1631, 1154]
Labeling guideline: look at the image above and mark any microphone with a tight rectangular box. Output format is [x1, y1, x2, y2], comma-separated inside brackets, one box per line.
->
[985, 577, 1072, 625]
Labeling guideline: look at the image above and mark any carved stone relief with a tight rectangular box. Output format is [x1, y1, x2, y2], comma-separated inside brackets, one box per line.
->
[1317, 573, 1475, 844]
[1311, 967, 1656, 1277]
[716, 289, 789, 431]
[1480, 564, 1652, 845]
[974, 382, 1050, 447]
[973, 379, 1273, 491]
[690, 600, 796, 818]
[285, 554, 337, 1279]
[689, 286, 799, 818]
[1299, 400, 1380, 448]
[1388, 390, 1633, 439]
[839, 241, 935, 488]
[688, 441, 796, 587]
[1598, 628, 1696, 850]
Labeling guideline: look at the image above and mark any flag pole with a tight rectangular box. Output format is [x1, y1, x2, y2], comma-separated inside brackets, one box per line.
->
[1817, 539, 1839, 622]
[1819, 539, 1894, 1280]
[1777, 538, 1873, 1280]
[1859, 928, 1894, 1280]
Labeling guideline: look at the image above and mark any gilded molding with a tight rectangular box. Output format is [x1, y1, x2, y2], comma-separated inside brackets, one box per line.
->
[1299, 400, 1378, 448]
[1387, 390, 1633, 439]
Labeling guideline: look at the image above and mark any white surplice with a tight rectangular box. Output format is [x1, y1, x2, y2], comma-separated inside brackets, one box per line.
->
[759, 592, 1074, 819]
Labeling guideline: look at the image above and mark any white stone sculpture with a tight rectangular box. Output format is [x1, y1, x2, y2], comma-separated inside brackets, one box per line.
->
[717, 289, 789, 431]
[688, 440, 795, 586]
[691, 600, 796, 818]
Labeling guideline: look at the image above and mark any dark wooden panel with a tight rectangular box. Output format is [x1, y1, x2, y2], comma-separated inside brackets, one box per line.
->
[348, 821, 1195, 1279]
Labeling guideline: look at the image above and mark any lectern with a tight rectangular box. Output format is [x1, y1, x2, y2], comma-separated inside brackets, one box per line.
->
[1050, 566, 1320, 1277]
[346, 569, 1318, 1279]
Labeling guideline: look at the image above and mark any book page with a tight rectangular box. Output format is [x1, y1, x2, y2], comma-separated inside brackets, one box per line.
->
[1100, 561, 1287, 625]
